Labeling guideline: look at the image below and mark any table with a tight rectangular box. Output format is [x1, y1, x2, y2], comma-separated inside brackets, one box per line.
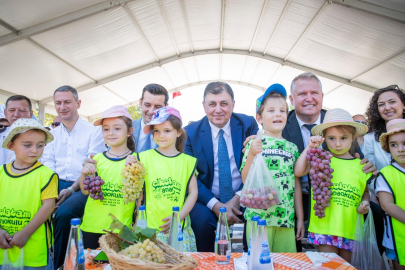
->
[187, 252, 356, 270]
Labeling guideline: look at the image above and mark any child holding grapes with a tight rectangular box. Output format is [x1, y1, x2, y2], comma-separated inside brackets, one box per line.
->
[240, 84, 305, 253]
[295, 108, 372, 263]
[376, 119, 405, 269]
[0, 119, 57, 269]
[80, 105, 137, 248]
[125, 107, 198, 252]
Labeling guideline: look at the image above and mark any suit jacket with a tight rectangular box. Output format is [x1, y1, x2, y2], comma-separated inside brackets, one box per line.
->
[184, 113, 259, 206]
[132, 118, 157, 153]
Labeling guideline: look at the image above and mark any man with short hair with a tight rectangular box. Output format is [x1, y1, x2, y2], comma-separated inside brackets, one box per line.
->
[185, 82, 258, 252]
[133, 83, 169, 152]
[42, 85, 105, 269]
[0, 95, 33, 165]
[51, 115, 62, 129]
[352, 114, 367, 151]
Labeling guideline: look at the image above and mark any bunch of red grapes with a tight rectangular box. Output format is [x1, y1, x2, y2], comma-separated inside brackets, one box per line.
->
[83, 175, 105, 201]
[240, 187, 279, 209]
[307, 148, 334, 218]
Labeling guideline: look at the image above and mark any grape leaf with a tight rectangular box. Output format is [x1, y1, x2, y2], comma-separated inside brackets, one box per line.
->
[118, 226, 138, 248]
[138, 227, 159, 242]
[109, 214, 125, 231]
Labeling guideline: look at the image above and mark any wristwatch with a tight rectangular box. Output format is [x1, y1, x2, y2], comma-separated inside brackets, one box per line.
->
[68, 187, 75, 194]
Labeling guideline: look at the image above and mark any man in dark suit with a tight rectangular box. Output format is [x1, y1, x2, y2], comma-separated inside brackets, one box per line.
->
[282, 72, 376, 251]
[184, 82, 258, 252]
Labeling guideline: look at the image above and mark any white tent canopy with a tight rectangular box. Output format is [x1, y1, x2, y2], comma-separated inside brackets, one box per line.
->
[0, 0, 404, 123]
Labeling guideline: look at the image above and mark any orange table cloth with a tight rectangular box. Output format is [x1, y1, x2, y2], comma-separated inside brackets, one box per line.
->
[188, 252, 356, 270]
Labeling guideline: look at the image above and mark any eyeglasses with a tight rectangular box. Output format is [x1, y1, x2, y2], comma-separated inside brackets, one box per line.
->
[0, 124, 9, 129]
[355, 120, 367, 125]
[386, 85, 400, 90]
[52, 122, 61, 127]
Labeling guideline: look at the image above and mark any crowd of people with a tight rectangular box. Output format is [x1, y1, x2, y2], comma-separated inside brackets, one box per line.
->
[0, 73, 403, 270]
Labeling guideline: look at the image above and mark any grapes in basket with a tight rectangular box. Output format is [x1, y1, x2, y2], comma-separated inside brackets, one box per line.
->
[307, 148, 334, 218]
[83, 175, 105, 201]
[121, 162, 147, 204]
[119, 238, 165, 263]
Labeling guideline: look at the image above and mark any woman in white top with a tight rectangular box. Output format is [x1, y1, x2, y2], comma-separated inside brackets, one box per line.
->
[363, 85, 405, 256]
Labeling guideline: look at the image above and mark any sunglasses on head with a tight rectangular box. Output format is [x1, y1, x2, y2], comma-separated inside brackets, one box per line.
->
[52, 122, 61, 127]
[0, 124, 9, 129]
[355, 120, 367, 125]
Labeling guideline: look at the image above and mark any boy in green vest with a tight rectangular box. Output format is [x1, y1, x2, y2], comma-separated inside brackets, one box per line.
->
[0, 119, 57, 270]
[240, 84, 304, 252]
[377, 119, 405, 269]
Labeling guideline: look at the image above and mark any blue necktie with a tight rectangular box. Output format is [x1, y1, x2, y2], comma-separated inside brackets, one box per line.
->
[218, 129, 234, 203]
[140, 133, 151, 152]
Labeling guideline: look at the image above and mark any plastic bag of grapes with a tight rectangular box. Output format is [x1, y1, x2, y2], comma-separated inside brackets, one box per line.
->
[351, 208, 382, 270]
[240, 130, 280, 209]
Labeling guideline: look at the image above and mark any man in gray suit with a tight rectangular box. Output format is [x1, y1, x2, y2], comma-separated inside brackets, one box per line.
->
[133, 84, 169, 152]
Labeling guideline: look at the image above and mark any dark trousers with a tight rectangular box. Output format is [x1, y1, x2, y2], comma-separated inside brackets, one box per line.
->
[295, 193, 310, 252]
[190, 202, 247, 252]
[369, 201, 385, 255]
[83, 231, 104, 249]
[53, 180, 88, 269]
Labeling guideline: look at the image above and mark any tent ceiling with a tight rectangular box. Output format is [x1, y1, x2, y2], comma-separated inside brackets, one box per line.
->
[0, 0, 404, 121]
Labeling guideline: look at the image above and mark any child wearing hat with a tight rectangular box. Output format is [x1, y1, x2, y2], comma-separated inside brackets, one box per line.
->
[125, 106, 198, 252]
[376, 119, 405, 269]
[0, 119, 57, 269]
[295, 108, 372, 263]
[79, 105, 137, 249]
[240, 84, 305, 253]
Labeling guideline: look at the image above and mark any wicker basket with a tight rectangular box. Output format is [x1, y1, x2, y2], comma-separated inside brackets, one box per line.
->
[99, 234, 199, 270]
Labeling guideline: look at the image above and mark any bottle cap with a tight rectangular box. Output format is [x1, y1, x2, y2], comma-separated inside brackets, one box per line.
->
[172, 206, 180, 211]
[258, 219, 266, 226]
[71, 218, 81, 225]
[252, 215, 260, 221]
[139, 205, 145, 210]
[219, 207, 226, 213]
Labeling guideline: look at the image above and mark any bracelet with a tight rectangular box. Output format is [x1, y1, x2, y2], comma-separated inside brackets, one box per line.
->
[68, 187, 75, 194]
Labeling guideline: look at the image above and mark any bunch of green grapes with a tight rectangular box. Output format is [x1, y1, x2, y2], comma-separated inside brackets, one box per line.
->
[121, 162, 147, 204]
[118, 239, 165, 263]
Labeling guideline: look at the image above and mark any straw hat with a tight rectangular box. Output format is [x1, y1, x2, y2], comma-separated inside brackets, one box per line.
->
[379, 119, 405, 153]
[311, 108, 368, 137]
[2, 118, 53, 149]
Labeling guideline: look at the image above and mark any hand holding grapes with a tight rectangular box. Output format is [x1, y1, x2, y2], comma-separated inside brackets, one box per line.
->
[248, 137, 263, 157]
[357, 200, 370, 214]
[307, 135, 324, 149]
[82, 162, 97, 176]
[125, 155, 138, 167]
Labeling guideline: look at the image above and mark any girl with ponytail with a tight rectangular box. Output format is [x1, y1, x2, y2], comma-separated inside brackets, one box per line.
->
[126, 106, 198, 252]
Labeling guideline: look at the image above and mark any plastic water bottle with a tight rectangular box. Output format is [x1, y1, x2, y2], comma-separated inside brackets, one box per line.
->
[136, 205, 147, 229]
[215, 207, 231, 265]
[247, 215, 260, 270]
[252, 219, 273, 270]
[168, 206, 183, 253]
[64, 218, 85, 270]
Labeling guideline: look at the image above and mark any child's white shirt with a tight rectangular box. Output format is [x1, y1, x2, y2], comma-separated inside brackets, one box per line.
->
[375, 162, 405, 250]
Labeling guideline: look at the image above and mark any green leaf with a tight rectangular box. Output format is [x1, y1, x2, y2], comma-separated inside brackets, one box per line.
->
[109, 214, 125, 231]
[139, 227, 159, 241]
[118, 226, 138, 248]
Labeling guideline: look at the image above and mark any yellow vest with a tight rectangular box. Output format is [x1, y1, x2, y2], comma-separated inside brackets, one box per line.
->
[379, 165, 405, 266]
[81, 152, 136, 233]
[138, 150, 197, 231]
[0, 164, 56, 267]
[309, 157, 371, 239]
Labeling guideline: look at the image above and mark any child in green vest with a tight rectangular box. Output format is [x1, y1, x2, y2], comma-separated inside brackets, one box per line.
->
[241, 84, 305, 253]
[0, 119, 57, 270]
[376, 119, 405, 269]
[295, 108, 372, 263]
[125, 106, 198, 252]
[80, 105, 137, 248]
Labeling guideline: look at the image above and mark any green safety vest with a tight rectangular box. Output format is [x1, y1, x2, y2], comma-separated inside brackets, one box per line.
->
[309, 157, 370, 239]
[138, 149, 197, 231]
[0, 164, 55, 267]
[81, 152, 136, 233]
[379, 165, 405, 266]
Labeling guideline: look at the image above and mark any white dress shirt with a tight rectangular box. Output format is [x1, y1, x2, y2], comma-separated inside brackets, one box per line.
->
[137, 119, 148, 150]
[207, 120, 243, 210]
[42, 117, 106, 181]
[296, 114, 321, 192]
[0, 127, 15, 165]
